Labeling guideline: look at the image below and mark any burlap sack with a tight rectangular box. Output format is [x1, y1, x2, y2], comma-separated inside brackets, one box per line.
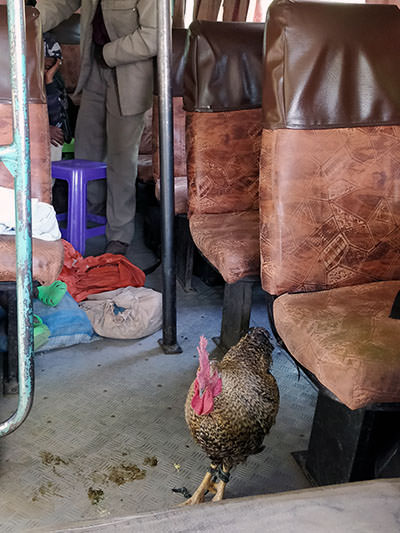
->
[80, 286, 162, 339]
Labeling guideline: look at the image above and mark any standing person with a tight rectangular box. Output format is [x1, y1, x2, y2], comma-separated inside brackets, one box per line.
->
[35, 0, 157, 255]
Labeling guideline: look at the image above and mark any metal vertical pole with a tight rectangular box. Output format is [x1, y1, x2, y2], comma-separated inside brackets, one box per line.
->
[0, 0, 34, 437]
[157, 0, 182, 354]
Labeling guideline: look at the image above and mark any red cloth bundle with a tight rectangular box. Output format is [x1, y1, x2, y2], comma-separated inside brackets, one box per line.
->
[59, 240, 145, 302]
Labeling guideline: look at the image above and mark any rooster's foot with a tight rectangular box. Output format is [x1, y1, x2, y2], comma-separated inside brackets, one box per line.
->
[211, 465, 230, 502]
[179, 464, 219, 506]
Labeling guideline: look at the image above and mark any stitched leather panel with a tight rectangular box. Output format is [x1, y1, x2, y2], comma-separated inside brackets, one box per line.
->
[153, 28, 187, 97]
[0, 103, 51, 203]
[187, 109, 261, 216]
[0, 236, 64, 286]
[139, 108, 153, 156]
[137, 154, 153, 183]
[260, 126, 400, 295]
[0, 6, 46, 103]
[274, 281, 400, 409]
[263, 0, 400, 130]
[190, 211, 259, 284]
[184, 20, 264, 112]
[153, 96, 186, 185]
[155, 176, 188, 215]
[59, 44, 81, 95]
[48, 13, 80, 45]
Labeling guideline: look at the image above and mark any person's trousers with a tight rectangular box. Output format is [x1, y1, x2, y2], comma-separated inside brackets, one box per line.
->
[74, 61, 145, 244]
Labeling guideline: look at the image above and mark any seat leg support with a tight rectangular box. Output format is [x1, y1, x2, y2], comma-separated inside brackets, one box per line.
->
[218, 280, 253, 353]
[300, 392, 400, 485]
[175, 214, 195, 292]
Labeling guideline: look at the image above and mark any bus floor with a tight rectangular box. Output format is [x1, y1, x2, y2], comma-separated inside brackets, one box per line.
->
[0, 215, 316, 532]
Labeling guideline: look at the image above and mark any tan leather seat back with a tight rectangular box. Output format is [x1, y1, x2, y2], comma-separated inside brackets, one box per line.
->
[260, 0, 400, 296]
[183, 21, 264, 217]
[0, 6, 50, 202]
[152, 28, 188, 184]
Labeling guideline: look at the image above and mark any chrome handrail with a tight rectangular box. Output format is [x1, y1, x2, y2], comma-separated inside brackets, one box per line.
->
[0, 0, 34, 437]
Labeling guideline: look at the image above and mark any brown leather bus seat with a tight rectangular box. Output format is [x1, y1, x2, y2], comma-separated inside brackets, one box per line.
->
[184, 20, 264, 349]
[152, 28, 188, 214]
[0, 6, 64, 286]
[260, 0, 400, 484]
[48, 13, 81, 106]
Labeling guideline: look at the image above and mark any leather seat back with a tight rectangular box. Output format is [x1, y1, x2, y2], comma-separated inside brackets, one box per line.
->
[0, 5, 64, 285]
[152, 28, 188, 212]
[260, 0, 400, 296]
[184, 21, 264, 217]
[0, 5, 50, 202]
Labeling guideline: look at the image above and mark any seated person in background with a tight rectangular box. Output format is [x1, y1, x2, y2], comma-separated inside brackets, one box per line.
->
[43, 32, 73, 162]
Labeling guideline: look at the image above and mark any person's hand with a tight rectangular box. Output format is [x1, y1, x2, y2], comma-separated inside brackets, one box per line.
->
[45, 58, 62, 85]
[49, 125, 64, 146]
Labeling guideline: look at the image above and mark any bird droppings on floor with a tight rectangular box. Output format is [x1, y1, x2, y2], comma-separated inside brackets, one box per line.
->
[87, 487, 104, 505]
[32, 481, 65, 502]
[40, 451, 70, 466]
[107, 464, 146, 486]
[143, 456, 158, 467]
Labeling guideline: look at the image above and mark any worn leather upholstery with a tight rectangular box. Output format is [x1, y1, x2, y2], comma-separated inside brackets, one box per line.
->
[185, 21, 263, 283]
[184, 21, 264, 113]
[153, 95, 187, 213]
[260, 126, 400, 295]
[190, 211, 260, 284]
[262, 1, 400, 130]
[187, 109, 261, 217]
[0, 7, 49, 201]
[153, 29, 188, 213]
[273, 281, 400, 410]
[260, 0, 400, 409]
[0, 6, 64, 285]
[137, 108, 153, 184]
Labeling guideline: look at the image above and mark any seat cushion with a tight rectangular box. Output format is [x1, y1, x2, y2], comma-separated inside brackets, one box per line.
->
[274, 280, 400, 410]
[137, 154, 153, 183]
[189, 211, 259, 284]
[155, 176, 188, 215]
[0, 236, 64, 286]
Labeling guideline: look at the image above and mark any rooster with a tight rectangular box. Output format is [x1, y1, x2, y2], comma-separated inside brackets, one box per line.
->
[182, 327, 279, 504]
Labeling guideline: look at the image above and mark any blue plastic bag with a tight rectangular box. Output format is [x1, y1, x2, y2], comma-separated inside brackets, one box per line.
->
[33, 291, 97, 351]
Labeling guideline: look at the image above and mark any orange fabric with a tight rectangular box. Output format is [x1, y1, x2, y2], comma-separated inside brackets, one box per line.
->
[58, 240, 145, 302]
[274, 280, 400, 410]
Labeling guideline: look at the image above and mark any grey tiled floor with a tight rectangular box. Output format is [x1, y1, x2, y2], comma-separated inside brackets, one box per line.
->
[0, 216, 317, 532]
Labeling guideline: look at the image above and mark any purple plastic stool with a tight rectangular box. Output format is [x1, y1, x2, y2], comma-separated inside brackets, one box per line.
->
[52, 159, 107, 255]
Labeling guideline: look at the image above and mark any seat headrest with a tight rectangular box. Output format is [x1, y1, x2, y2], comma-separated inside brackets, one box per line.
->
[184, 20, 264, 112]
[48, 13, 80, 45]
[0, 6, 46, 104]
[154, 28, 187, 97]
[263, 0, 400, 129]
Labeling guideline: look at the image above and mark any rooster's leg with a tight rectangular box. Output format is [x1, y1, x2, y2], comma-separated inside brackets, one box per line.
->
[212, 465, 231, 502]
[179, 464, 219, 506]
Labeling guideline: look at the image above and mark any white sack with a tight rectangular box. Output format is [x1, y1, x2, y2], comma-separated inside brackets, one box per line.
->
[0, 185, 61, 241]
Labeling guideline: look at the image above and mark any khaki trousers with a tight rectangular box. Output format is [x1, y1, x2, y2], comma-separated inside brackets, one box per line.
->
[74, 61, 145, 244]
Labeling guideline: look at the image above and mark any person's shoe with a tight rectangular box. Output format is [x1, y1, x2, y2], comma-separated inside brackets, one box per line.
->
[105, 240, 129, 256]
